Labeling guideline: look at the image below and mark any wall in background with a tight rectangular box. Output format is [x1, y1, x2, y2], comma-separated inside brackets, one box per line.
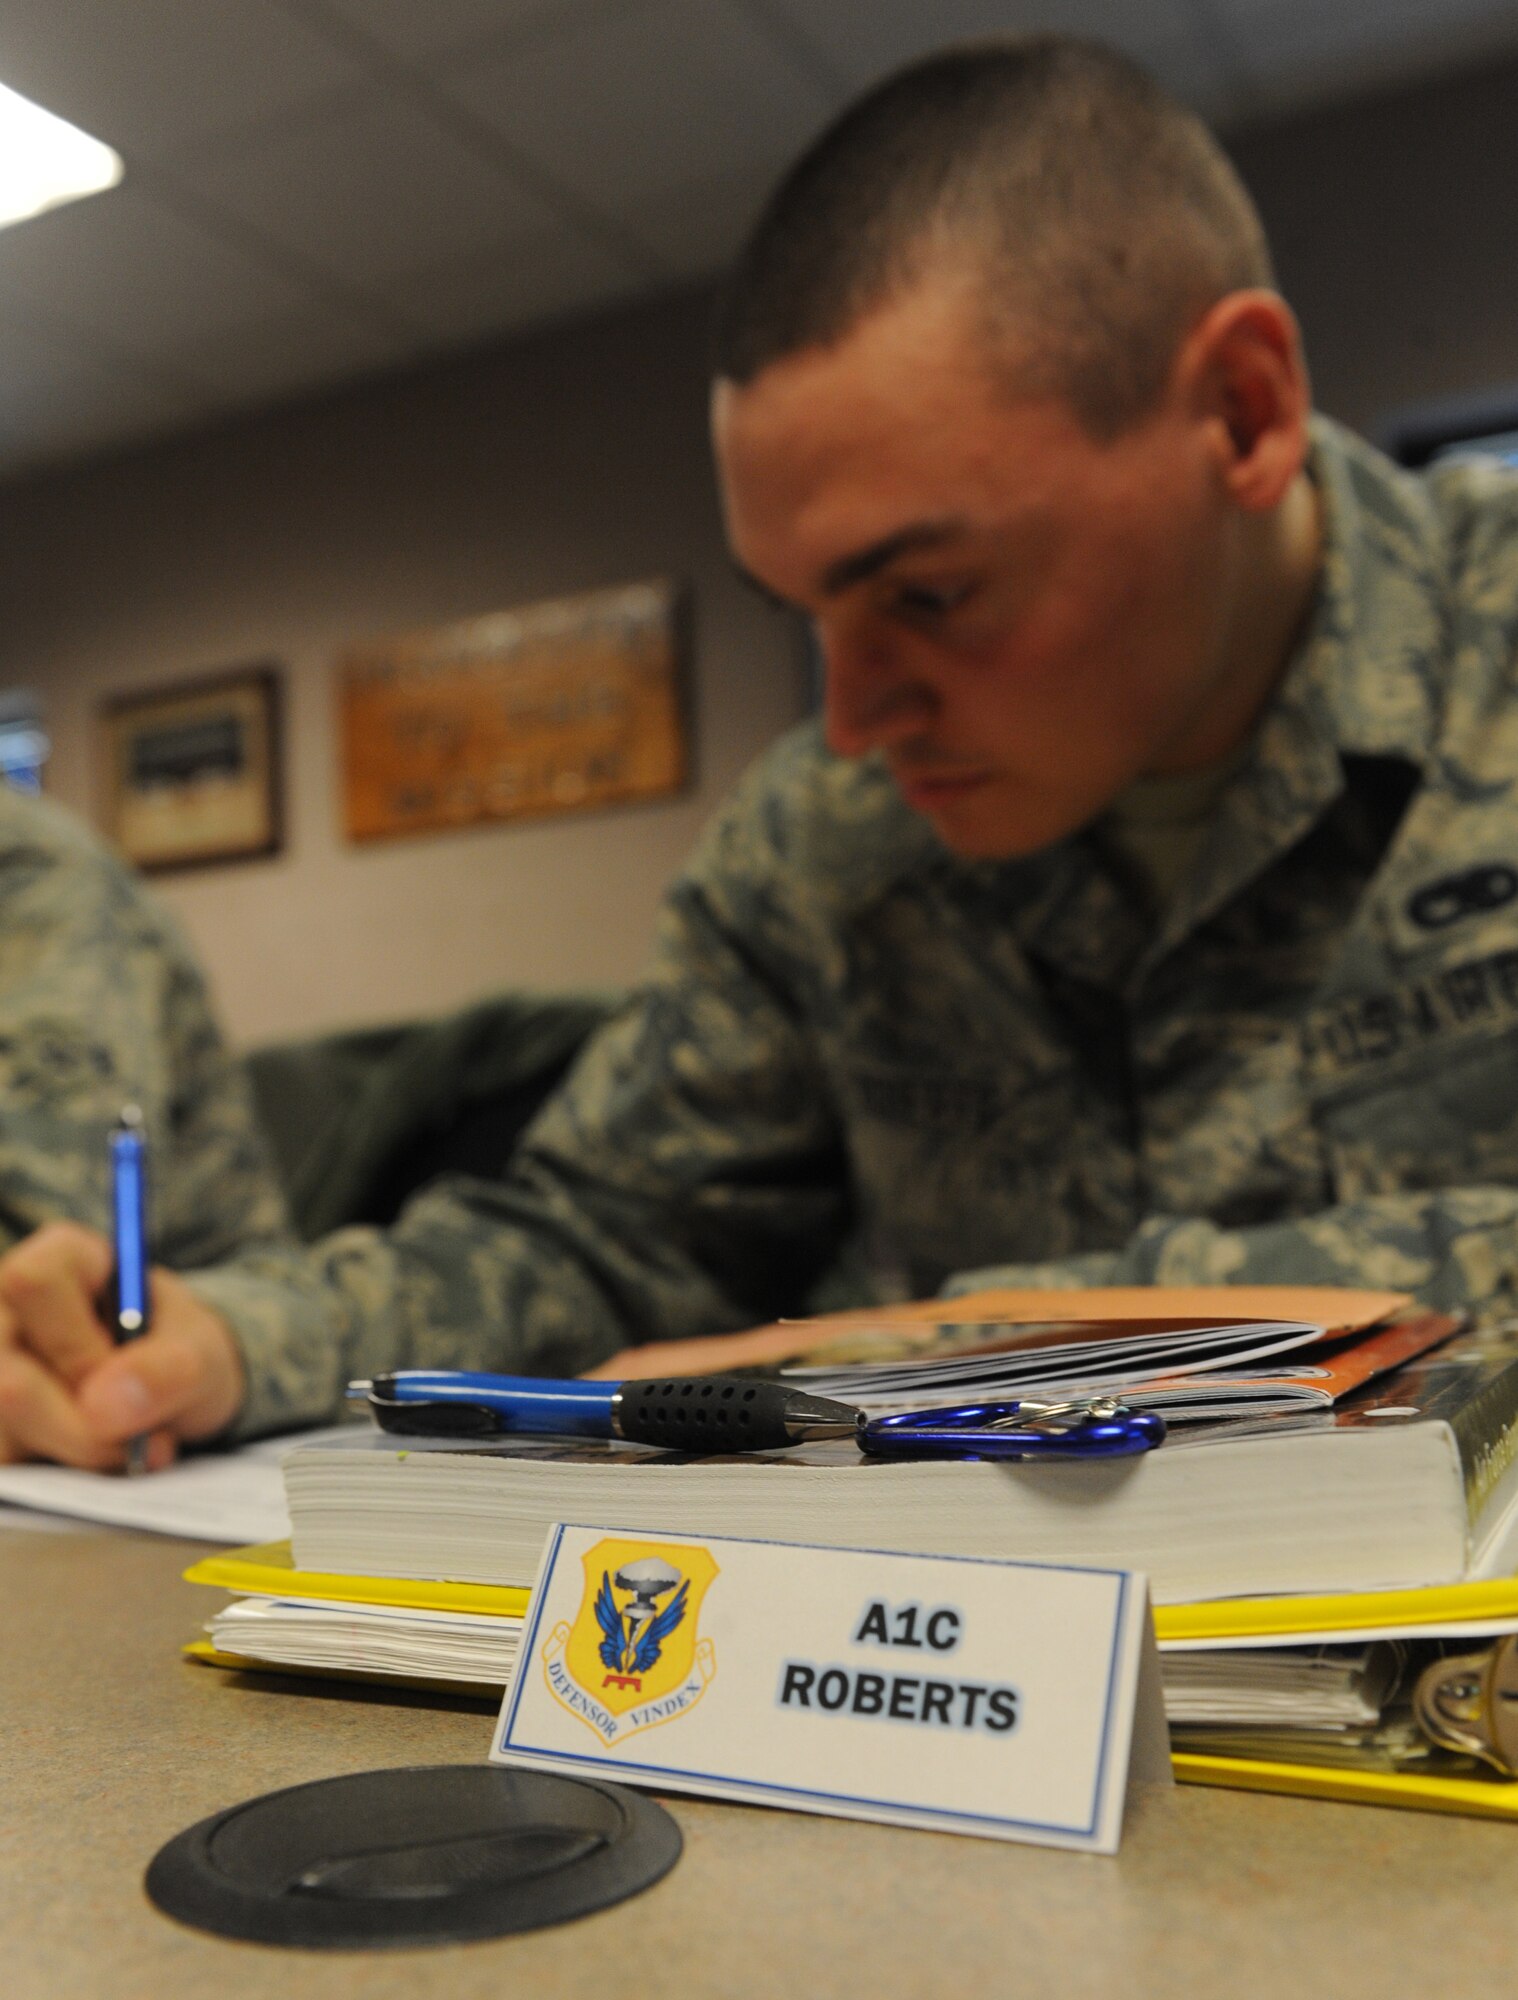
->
[0, 50, 1514, 1047]
[0, 285, 807, 1045]
[1230, 53, 1518, 434]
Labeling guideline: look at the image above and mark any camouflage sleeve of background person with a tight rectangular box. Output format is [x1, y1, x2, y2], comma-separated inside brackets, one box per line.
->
[942, 1195, 1518, 1318]
[0, 789, 289, 1263]
[189, 735, 860, 1441]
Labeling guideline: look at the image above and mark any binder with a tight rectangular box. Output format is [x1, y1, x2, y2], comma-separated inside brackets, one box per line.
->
[1172, 1751, 1518, 1821]
[183, 1543, 1518, 1820]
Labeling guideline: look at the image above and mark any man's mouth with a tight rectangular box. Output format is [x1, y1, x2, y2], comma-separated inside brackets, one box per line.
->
[890, 766, 992, 811]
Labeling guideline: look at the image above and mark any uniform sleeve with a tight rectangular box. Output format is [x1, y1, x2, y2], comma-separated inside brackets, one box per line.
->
[941, 1187, 1518, 1315]
[0, 803, 289, 1261]
[193, 867, 852, 1440]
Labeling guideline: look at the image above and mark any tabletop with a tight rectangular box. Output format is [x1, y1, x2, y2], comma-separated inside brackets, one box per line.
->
[4, 1526, 1518, 2000]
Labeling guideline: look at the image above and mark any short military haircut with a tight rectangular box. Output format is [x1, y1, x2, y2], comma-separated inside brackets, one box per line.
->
[713, 36, 1274, 437]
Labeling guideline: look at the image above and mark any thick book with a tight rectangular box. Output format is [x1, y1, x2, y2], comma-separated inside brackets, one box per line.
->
[284, 1322, 1518, 1607]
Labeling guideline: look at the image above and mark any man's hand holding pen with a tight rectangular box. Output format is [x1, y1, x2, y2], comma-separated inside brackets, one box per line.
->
[0, 1220, 244, 1468]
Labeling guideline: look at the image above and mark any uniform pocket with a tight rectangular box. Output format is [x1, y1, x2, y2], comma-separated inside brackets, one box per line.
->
[1310, 1028, 1518, 1201]
[1303, 945, 1518, 1202]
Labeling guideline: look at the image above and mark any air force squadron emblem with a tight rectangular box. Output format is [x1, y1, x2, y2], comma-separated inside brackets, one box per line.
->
[542, 1537, 719, 1746]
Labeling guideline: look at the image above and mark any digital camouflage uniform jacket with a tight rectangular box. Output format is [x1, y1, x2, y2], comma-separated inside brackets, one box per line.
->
[0, 789, 288, 1262]
[199, 416, 1518, 1437]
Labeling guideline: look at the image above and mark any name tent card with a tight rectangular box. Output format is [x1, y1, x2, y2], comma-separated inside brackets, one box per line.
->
[491, 1525, 1171, 1852]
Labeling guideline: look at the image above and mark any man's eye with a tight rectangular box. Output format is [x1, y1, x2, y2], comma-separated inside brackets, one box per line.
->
[892, 582, 973, 617]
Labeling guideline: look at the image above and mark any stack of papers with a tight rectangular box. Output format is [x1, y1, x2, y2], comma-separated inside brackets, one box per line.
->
[786, 1310, 1459, 1430]
[208, 1598, 523, 1683]
[1160, 1643, 1400, 1728]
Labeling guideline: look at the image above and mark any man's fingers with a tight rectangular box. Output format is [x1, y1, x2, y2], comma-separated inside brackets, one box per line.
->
[0, 1222, 116, 1387]
[0, 1244, 242, 1464]
[0, 1342, 179, 1467]
[66, 1274, 244, 1453]
[0, 1346, 123, 1469]
[0, 1233, 236, 1467]
[76, 1332, 208, 1442]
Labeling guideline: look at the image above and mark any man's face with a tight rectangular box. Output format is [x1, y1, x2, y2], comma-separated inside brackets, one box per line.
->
[713, 279, 1249, 859]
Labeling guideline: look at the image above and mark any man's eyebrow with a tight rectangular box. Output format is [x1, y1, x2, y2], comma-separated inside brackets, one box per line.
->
[818, 519, 968, 597]
[729, 517, 970, 611]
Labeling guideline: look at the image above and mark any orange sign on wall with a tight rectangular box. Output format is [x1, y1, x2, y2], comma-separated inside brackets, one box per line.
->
[339, 579, 688, 844]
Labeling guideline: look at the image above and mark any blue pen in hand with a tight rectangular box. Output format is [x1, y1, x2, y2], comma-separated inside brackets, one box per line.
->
[108, 1106, 152, 1477]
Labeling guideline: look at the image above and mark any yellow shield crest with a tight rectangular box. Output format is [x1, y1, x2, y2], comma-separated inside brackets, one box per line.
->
[544, 1536, 719, 1744]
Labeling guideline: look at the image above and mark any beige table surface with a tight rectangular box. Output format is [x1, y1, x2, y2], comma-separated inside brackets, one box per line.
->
[4, 1528, 1518, 2000]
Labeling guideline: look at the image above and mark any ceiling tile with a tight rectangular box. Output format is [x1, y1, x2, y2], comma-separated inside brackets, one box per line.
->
[620, 162, 781, 278]
[0, 183, 335, 355]
[749, 0, 1231, 106]
[0, 316, 130, 407]
[301, 0, 584, 62]
[1211, 0, 1518, 110]
[0, 0, 366, 162]
[438, 0, 836, 237]
[0, 0, 1502, 481]
[181, 86, 586, 290]
[164, 305, 413, 404]
[379, 226, 640, 345]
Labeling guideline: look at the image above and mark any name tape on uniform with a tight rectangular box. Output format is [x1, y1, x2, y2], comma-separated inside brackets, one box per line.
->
[491, 1524, 1171, 1851]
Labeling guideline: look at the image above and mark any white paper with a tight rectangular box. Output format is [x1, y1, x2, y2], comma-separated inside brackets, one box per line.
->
[0, 1502, 104, 1533]
[494, 1524, 1168, 1852]
[0, 1427, 346, 1543]
[210, 1596, 522, 1680]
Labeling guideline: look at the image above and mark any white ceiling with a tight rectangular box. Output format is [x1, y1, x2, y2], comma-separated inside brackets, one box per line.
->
[0, 0, 1514, 479]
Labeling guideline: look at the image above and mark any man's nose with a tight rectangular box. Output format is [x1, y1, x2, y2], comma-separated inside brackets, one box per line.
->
[819, 626, 936, 759]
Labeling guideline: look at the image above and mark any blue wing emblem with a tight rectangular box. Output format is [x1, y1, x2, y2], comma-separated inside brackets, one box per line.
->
[595, 1572, 623, 1670]
[633, 1579, 689, 1675]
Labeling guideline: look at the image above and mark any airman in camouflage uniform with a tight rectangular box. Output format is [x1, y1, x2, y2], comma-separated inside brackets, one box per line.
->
[0, 787, 287, 1261]
[8, 34, 1518, 1463]
[192, 417, 1518, 1435]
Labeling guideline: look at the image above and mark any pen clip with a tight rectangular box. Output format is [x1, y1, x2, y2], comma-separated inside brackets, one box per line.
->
[350, 1375, 514, 1438]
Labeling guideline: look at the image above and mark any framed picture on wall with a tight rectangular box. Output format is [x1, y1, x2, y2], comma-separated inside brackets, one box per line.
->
[98, 664, 283, 873]
[337, 578, 689, 844]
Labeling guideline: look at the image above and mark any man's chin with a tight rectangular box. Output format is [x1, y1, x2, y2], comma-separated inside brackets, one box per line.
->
[909, 792, 1075, 862]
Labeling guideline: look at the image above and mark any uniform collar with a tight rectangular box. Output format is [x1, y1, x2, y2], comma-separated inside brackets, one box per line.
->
[1270, 413, 1448, 767]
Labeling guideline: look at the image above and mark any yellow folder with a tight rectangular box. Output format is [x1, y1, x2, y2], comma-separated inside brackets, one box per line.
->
[1155, 1574, 1518, 1644]
[182, 1538, 529, 1618]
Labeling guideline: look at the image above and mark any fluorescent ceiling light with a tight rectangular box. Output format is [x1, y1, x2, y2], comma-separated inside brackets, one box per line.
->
[0, 81, 121, 231]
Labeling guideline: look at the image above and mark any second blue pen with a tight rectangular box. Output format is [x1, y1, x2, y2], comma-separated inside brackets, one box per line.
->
[349, 1368, 859, 1453]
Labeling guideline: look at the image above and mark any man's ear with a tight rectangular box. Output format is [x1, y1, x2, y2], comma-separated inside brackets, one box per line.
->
[1177, 290, 1312, 512]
